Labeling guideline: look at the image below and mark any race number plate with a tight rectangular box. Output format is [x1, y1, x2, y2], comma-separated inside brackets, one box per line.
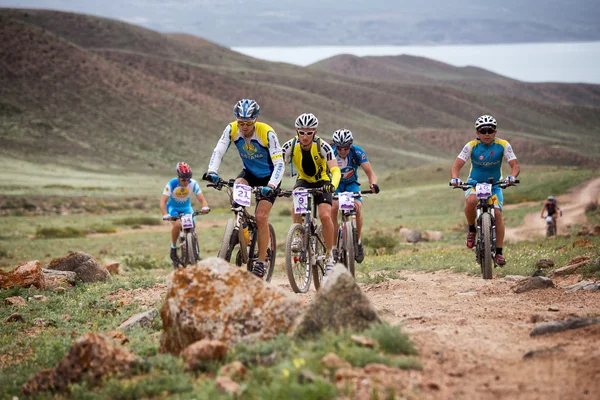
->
[292, 189, 309, 214]
[233, 183, 252, 207]
[181, 213, 194, 229]
[475, 183, 492, 199]
[339, 192, 355, 210]
[546, 216, 554, 223]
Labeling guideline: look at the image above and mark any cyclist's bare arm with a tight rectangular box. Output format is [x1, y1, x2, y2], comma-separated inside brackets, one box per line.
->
[507, 158, 520, 179]
[451, 158, 466, 180]
[360, 161, 378, 186]
[160, 194, 169, 216]
[195, 193, 209, 209]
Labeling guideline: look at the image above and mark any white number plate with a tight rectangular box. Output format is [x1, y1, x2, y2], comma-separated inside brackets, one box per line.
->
[475, 183, 492, 199]
[339, 192, 355, 210]
[546, 216, 554, 223]
[233, 183, 252, 207]
[181, 213, 194, 229]
[292, 189, 309, 214]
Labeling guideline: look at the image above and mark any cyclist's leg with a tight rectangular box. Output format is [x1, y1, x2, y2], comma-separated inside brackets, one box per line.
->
[167, 205, 189, 244]
[332, 181, 346, 235]
[315, 190, 334, 254]
[491, 188, 505, 248]
[464, 189, 479, 248]
[246, 172, 276, 262]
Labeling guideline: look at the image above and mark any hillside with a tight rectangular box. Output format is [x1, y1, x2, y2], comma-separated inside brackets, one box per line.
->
[1, 8, 599, 176]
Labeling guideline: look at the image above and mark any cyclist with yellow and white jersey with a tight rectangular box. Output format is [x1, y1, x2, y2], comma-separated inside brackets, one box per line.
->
[450, 115, 520, 265]
[281, 113, 341, 275]
[205, 99, 285, 279]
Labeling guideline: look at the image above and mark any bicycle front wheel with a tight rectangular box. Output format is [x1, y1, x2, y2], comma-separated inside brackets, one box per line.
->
[343, 221, 356, 277]
[218, 219, 238, 262]
[285, 223, 311, 293]
[480, 213, 493, 279]
[185, 231, 197, 266]
[312, 225, 326, 291]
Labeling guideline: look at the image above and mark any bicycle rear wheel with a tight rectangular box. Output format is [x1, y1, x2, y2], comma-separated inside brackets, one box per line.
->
[247, 223, 277, 282]
[285, 223, 311, 293]
[480, 213, 493, 279]
[218, 219, 237, 262]
[343, 221, 356, 277]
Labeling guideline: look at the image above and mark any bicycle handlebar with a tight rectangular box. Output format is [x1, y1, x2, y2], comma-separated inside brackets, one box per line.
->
[164, 209, 207, 221]
[450, 179, 520, 191]
[277, 187, 326, 198]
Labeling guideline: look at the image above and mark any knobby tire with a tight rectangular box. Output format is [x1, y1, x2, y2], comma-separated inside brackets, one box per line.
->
[285, 223, 311, 293]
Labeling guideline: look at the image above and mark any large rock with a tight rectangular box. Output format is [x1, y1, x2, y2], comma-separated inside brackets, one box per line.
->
[293, 264, 381, 338]
[0, 260, 46, 289]
[513, 276, 554, 293]
[22, 333, 140, 395]
[159, 257, 305, 355]
[44, 252, 111, 283]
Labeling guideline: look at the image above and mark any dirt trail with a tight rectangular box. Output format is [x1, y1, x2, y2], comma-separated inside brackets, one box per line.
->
[505, 176, 600, 242]
[269, 271, 600, 399]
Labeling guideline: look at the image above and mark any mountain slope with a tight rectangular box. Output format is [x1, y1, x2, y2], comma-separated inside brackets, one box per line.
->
[1, 8, 599, 175]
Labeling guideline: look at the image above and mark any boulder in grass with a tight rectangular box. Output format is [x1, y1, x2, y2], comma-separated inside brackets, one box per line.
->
[0, 261, 46, 290]
[45, 252, 111, 283]
[293, 264, 381, 338]
[159, 257, 305, 355]
[22, 333, 140, 395]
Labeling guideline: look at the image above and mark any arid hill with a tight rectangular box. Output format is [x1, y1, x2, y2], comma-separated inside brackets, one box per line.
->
[1, 8, 599, 174]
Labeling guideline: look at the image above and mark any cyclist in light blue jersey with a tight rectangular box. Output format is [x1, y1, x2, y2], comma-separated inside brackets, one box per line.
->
[161, 162, 210, 265]
[205, 99, 285, 278]
[450, 115, 520, 265]
[330, 129, 379, 263]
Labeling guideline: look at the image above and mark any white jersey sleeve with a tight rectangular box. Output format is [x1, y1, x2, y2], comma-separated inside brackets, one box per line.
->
[267, 130, 285, 187]
[457, 143, 472, 162]
[282, 138, 294, 163]
[320, 140, 335, 162]
[208, 124, 232, 173]
[504, 142, 517, 162]
[190, 179, 201, 195]
[162, 183, 172, 196]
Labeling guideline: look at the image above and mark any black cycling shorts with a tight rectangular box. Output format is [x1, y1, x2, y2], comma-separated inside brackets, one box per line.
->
[293, 179, 332, 206]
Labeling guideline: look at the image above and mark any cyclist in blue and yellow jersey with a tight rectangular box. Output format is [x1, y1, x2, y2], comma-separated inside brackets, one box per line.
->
[330, 129, 379, 263]
[205, 99, 285, 279]
[450, 115, 520, 265]
[282, 113, 341, 276]
[161, 162, 210, 267]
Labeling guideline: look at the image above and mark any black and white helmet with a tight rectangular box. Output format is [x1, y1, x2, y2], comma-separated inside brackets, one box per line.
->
[233, 99, 260, 120]
[295, 113, 318, 129]
[475, 114, 497, 130]
[332, 129, 354, 147]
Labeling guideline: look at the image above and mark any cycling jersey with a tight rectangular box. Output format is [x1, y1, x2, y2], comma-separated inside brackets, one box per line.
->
[163, 178, 201, 215]
[208, 121, 284, 187]
[282, 136, 335, 183]
[333, 144, 368, 184]
[544, 201, 558, 215]
[457, 138, 517, 183]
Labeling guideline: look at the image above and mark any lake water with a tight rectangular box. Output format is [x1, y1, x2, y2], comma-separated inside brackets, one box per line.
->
[233, 41, 600, 84]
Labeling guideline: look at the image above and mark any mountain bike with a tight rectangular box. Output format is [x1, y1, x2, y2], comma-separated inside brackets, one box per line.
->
[203, 175, 276, 281]
[333, 190, 373, 277]
[451, 178, 519, 279]
[165, 210, 206, 268]
[279, 188, 327, 293]
[542, 209, 562, 237]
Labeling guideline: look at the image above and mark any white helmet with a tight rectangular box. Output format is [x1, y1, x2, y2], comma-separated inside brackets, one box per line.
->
[332, 129, 354, 147]
[475, 114, 497, 130]
[295, 113, 318, 129]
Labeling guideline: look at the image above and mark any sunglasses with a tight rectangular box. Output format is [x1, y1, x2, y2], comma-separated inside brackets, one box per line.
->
[337, 146, 350, 151]
[477, 127, 496, 135]
[179, 178, 190, 182]
[237, 120, 255, 127]
[297, 130, 315, 136]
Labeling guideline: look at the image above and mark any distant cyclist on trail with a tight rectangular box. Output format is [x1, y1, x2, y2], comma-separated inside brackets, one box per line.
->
[330, 128, 379, 263]
[205, 99, 285, 279]
[161, 162, 210, 267]
[449, 115, 520, 265]
[282, 113, 341, 276]
[541, 195, 562, 232]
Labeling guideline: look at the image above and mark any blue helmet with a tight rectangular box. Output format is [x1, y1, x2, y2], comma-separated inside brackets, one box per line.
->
[233, 99, 261, 120]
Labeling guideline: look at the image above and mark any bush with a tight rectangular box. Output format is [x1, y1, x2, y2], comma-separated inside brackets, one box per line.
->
[36, 226, 86, 239]
[114, 217, 161, 226]
[362, 233, 396, 254]
[364, 323, 417, 356]
[123, 254, 167, 270]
